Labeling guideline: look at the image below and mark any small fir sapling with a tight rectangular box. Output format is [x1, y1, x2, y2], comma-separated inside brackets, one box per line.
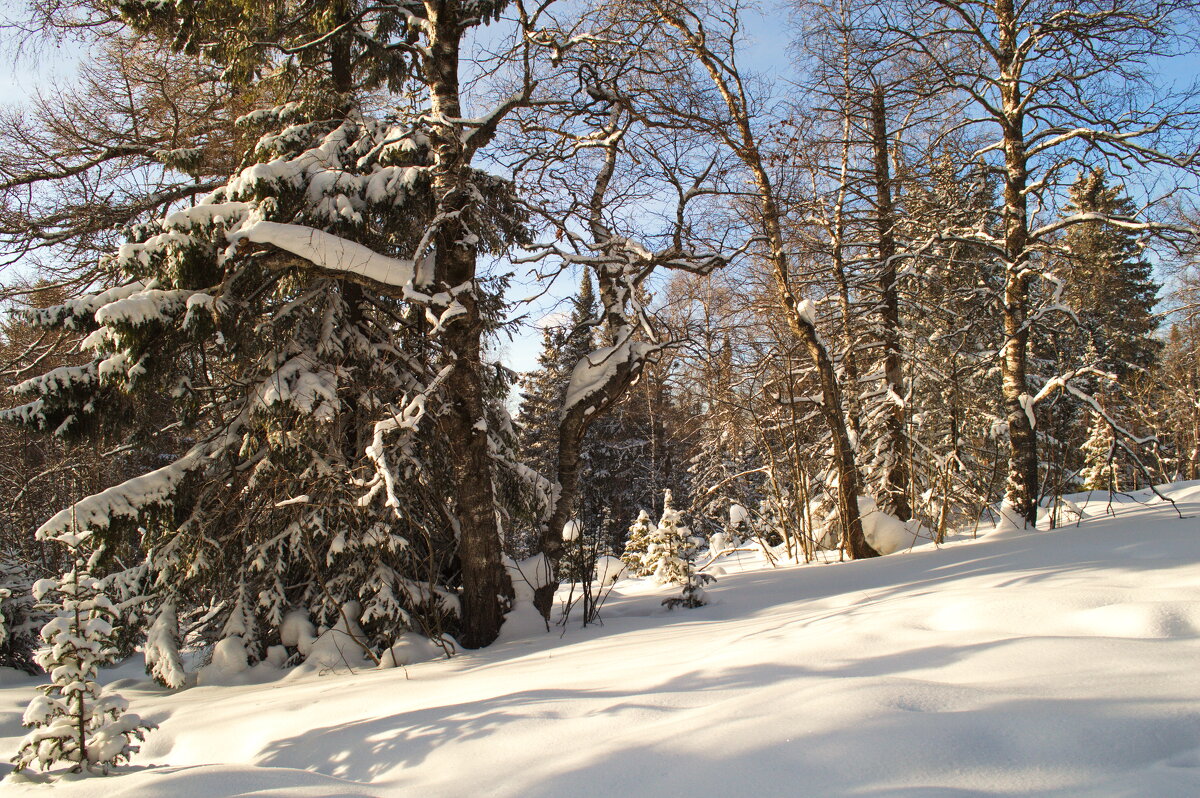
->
[647, 493, 714, 609]
[646, 490, 688, 584]
[1079, 412, 1119, 492]
[621, 510, 656, 576]
[630, 490, 714, 608]
[661, 555, 715, 610]
[11, 532, 154, 775]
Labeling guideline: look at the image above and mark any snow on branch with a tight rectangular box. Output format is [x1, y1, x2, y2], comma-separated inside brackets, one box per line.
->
[231, 221, 416, 290]
[36, 448, 206, 541]
[563, 337, 658, 415]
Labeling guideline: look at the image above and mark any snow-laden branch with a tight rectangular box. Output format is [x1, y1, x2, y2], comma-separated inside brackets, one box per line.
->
[231, 221, 416, 290]
[36, 448, 207, 541]
[562, 337, 660, 415]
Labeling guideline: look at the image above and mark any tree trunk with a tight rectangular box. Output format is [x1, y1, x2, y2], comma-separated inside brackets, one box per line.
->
[996, 0, 1039, 528]
[427, 2, 509, 648]
[869, 86, 912, 521]
[654, 4, 877, 558]
[763, 194, 878, 560]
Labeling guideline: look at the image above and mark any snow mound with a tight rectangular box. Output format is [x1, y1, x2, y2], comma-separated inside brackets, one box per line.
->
[593, 555, 625, 586]
[562, 519, 581, 542]
[857, 496, 917, 555]
[291, 602, 373, 675]
[279, 609, 317, 656]
[379, 634, 445, 668]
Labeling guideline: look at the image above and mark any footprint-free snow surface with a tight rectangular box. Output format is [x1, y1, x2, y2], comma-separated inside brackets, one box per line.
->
[4, 483, 1200, 797]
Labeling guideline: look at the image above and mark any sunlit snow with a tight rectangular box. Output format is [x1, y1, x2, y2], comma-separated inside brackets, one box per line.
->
[3, 482, 1199, 797]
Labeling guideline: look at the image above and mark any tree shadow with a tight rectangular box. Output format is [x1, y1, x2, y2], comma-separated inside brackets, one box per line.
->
[254, 641, 1004, 784]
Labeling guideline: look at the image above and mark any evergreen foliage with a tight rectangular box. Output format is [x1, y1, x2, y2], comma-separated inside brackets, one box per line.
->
[1059, 170, 1161, 380]
[643, 490, 690, 585]
[621, 510, 656, 577]
[1079, 413, 1118, 492]
[0, 0, 539, 659]
[0, 560, 41, 674]
[11, 533, 153, 775]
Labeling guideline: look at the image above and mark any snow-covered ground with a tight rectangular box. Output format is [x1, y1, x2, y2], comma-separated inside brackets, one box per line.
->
[3, 483, 1200, 797]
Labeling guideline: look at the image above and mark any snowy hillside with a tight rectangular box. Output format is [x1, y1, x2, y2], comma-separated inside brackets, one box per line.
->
[3, 482, 1200, 797]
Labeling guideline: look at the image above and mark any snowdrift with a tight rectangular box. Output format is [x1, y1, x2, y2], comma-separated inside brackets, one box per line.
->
[2, 482, 1199, 797]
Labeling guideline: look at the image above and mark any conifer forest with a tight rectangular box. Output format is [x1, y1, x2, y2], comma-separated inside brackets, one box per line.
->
[0, 0, 1199, 792]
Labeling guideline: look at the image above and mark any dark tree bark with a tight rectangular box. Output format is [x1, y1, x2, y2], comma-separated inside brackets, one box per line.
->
[869, 86, 912, 522]
[427, 2, 510, 647]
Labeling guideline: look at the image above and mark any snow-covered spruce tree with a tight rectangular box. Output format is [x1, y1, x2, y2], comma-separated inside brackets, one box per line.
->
[661, 555, 714, 610]
[1079, 412, 1119, 492]
[643, 490, 688, 585]
[643, 490, 712, 609]
[0, 559, 41, 673]
[12, 532, 152, 775]
[1031, 170, 1162, 497]
[621, 510, 656, 577]
[0, 0, 545, 655]
[1058, 170, 1161, 383]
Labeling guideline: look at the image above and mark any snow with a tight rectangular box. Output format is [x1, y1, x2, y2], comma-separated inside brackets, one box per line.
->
[593, 555, 625, 586]
[378, 635, 444, 669]
[3, 482, 1200, 795]
[290, 603, 373, 676]
[201, 637, 248, 678]
[278, 611, 316, 656]
[561, 518, 581, 542]
[36, 450, 204, 540]
[231, 222, 415, 290]
[729, 502, 748, 527]
[992, 498, 1032, 535]
[857, 495, 919, 555]
[562, 340, 655, 412]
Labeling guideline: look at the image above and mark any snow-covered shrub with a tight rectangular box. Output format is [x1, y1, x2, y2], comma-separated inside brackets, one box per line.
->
[11, 534, 153, 775]
[290, 602, 375, 675]
[858, 496, 917, 555]
[593, 555, 625, 586]
[143, 598, 186, 689]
